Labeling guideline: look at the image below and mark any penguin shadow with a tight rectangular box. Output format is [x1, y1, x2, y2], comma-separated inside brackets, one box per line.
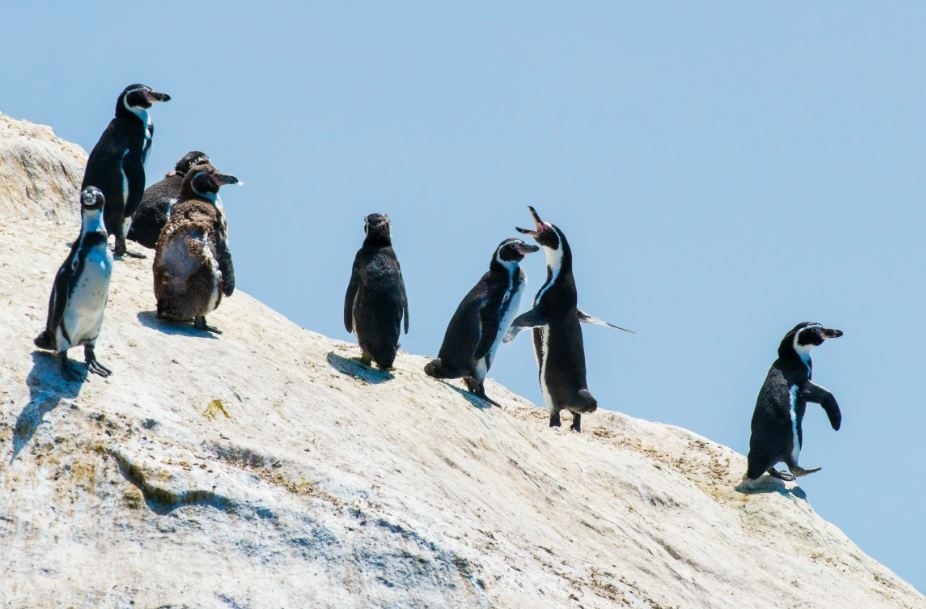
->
[735, 476, 808, 500]
[437, 381, 495, 410]
[11, 352, 84, 463]
[326, 352, 393, 384]
[136, 311, 219, 339]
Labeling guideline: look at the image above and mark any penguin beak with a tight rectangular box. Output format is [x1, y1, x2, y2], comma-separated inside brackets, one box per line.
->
[515, 205, 547, 237]
[513, 242, 540, 256]
[146, 90, 171, 103]
[822, 328, 843, 339]
[215, 173, 241, 187]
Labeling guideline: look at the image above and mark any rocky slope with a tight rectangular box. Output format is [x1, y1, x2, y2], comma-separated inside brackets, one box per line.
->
[1, 112, 923, 609]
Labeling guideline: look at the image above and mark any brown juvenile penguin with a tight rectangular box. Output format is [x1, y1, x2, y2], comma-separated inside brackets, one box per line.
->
[152, 163, 241, 333]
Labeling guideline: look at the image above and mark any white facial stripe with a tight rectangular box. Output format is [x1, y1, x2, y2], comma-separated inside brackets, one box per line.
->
[535, 225, 564, 303]
[789, 385, 801, 463]
[792, 324, 821, 375]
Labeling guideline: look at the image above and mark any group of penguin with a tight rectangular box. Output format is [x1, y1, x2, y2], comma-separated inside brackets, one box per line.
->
[34, 84, 241, 371]
[31, 84, 844, 488]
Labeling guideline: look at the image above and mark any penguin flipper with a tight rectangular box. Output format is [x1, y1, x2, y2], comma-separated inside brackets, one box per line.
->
[801, 382, 842, 430]
[344, 261, 361, 333]
[42, 256, 75, 344]
[399, 273, 410, 334]
[122, 147, 146, 218]
[577, 309, 635, 334]
[503, 308, 547, 343]
[217, 241, 235, 296]
[473, 302, 501, 362]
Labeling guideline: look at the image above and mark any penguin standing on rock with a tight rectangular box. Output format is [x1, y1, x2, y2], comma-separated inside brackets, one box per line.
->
[153, 163, 241, 334]
[425, 238, 539, 404]
[82, 83, 171, 258]
[34, 187, 113, 380]
[744, 322, 843, 484]
[504, 206, 633, 432]
[128, 150, 210, 248]
[344, 214, 409, 370]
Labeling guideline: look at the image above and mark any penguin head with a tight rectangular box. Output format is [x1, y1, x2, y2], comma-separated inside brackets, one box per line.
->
[181, 163, 241, 203]
[516, 206, 563, 251]
[495, 238, 540, 265]
[168, 151, 210, 177]
[363, 213, 392, 246]
[117, 84, 171, 118]
[79, 186, 105, 211]
[778, 322, 843, 359]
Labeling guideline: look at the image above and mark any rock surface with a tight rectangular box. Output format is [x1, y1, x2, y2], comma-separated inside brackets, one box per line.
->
[1, 114, 923, 609]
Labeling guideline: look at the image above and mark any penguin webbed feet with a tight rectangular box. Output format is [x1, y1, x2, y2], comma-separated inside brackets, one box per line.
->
[113, 239, 147, 259]
[84, 345, 111, 378]
[766, 468, 795, 482]
[463, 377, 500, 407]
[789, 465, 822, 478]
[549, 411, 582, 432]
[59, 353, 84, 381]
[194, 316, 223, 334]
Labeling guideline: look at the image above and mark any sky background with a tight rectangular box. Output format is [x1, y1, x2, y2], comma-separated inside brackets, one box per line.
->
[4, 1, 924, 593]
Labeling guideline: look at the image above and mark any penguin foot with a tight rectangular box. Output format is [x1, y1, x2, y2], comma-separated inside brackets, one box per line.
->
[59, 354, 83, 381]
[463, 377, 500, 407]
[767, 468, 795, 482]
[84, 346, 111, 377]
[549, 411, 562, 427]
[570, 413, 582, 433]
[790, 465, 822, 478]
[124, 249, 147, 259]
[194, 316, 223, 334]
[352, 352, 373, 367]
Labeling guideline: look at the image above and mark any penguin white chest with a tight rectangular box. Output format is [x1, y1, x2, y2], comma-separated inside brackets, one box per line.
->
[482, 281, 526, 372]
[536, 326, 554, 409]
[63, 245, 112, 346]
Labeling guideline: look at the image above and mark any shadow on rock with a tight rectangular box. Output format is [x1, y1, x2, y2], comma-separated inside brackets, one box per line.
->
[12, 351, 84, 463]
[136, 311, 218, 339]
[438, 381, 494, 410]
[326, 351, 393, 384]
[735, 476, 808, 500]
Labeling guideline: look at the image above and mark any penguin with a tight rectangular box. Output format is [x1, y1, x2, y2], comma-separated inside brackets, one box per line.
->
[343, 214, 409, 370]
[128, 150, 210, 249]
[744, 322, 843, 483]
[425, 238, 539, 404]
[153, 163, 241, 334]
[81, 83, 171, 258]
[504, 206, 632, 432]
[34, 186, 113, 380]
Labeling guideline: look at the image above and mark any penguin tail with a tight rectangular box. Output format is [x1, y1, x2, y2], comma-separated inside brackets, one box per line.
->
[34, 330, 54, 351]
[424, 358, 447, 379]
[577, 389, 598, 414]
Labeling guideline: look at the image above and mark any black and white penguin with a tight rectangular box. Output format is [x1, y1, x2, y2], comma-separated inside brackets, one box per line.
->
[343, 214, 409, 370]
[153, 163, 241, 334]
[34, 186, 114, 379]
[744, 322, 843, 483]
[504, 206, 632, 432]
[424, 238, 539, 404]
[128, 150, 210, 249]
[81, 83, 171, 258]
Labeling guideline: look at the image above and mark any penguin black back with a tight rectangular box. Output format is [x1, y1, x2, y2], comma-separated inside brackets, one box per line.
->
[424, 238, 538, 402]
[344, 214, 409, 370]
[82, 83, 170, 257]
[129, 150, 210, 248]
[745, 322, 843, 483]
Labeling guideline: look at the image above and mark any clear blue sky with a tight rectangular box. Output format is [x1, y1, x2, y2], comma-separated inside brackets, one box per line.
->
[5, 1, 924, 593]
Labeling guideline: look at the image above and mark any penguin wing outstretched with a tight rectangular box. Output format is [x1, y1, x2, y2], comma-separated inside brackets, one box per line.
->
[577, 309, 635, 334]
[122, 146, 146, 218]
[503, 306, 548, 343]
[801, 381, 842, 430]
